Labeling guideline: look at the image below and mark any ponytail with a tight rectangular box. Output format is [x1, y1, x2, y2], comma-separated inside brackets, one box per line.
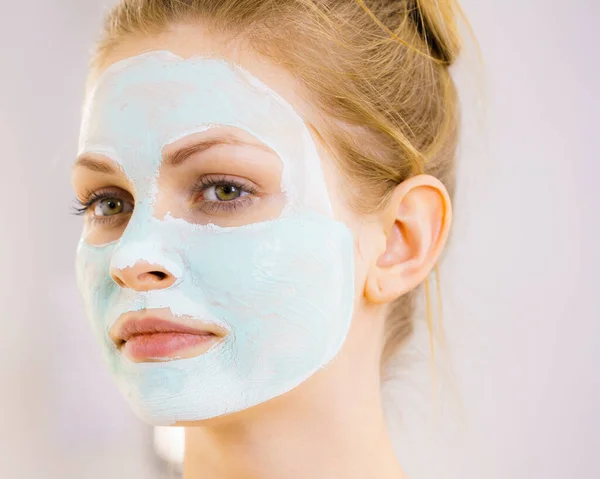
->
[411, 0, 462, 65]
[354, 0, 464, 67]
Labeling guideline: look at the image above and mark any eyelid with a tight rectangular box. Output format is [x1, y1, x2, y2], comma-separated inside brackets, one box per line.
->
[79, 186, 134, 204]
[190, 174, 260, 199]
[187, 174, 262, 217]
[93, 196, 135, 215]
[74, 187, 134, 221]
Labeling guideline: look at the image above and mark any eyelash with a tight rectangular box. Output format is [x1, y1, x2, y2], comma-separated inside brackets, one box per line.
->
[72, 175, 259, 222]
[71, 189, 132, 226]
[72, 190, 119, 216]
[191, 175, 258, 214]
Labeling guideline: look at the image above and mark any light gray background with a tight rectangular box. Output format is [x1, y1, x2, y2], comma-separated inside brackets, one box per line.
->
[0, 1, 598, 478]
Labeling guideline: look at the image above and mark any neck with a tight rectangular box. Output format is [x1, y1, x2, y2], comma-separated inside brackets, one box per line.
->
[182, 358, 406, 479]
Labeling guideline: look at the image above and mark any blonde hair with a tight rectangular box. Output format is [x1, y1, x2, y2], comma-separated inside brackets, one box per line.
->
[93, 0, 466, 374]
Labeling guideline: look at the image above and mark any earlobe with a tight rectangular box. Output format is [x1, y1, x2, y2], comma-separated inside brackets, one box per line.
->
[364, 175, 452, 304]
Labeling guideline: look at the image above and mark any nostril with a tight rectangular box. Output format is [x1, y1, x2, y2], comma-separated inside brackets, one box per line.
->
[150, 271, 168, 280]
[110, 263, 176, 291]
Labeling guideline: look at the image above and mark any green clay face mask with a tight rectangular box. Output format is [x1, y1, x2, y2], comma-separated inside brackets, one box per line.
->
[75, 50, 355, 425]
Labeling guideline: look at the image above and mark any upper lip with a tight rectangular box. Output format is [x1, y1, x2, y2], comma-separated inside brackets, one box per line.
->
[109, 309, 228, 348]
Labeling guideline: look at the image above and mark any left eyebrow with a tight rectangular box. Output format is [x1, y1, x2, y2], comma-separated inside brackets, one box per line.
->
[164, 136, 275, 167]
[73, 156, 119, 174]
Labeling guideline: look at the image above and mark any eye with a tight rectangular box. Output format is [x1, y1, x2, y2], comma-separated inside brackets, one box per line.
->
[189, 175, 260, 216]
[72, 188, 134, 221]
[93, 197, 129, 216]
[203, 184, 248, 202]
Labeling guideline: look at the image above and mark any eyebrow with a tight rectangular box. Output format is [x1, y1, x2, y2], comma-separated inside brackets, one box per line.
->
[73, 136, 275, 173]
[73, 156, 119, 174]
[165, 136, 275, 167]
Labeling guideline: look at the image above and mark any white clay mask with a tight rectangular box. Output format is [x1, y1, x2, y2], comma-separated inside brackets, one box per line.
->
[75, 50, 355, 425]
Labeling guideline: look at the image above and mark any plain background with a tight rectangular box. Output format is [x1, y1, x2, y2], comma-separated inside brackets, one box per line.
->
[0, 1, 598, 478]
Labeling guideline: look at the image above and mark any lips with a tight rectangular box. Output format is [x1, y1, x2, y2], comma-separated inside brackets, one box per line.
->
[110, 310, 227, 362]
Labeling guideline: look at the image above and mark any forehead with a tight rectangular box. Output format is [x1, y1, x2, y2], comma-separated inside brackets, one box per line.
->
[95, 24, 290, 92]
[88, 25, 320, 138]
[79, 51, 305, 160]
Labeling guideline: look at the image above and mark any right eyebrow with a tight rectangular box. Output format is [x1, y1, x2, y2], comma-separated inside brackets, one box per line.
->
[73, 156, 119, 174]
[164, 136, 275, 167]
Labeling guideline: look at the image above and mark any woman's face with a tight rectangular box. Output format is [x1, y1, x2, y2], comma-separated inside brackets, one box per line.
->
[71, 25, 382, 426]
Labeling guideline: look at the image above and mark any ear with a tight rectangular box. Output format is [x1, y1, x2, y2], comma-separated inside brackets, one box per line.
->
[364, 174, 452, 304]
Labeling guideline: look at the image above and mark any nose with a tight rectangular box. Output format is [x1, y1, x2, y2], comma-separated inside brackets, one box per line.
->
[111, 261, 177, 291]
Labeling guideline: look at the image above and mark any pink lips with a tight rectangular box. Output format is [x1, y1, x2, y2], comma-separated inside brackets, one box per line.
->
[110, 313, 226, 363]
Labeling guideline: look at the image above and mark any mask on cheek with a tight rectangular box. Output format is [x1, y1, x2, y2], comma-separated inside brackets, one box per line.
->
[76, 51, 355, 426]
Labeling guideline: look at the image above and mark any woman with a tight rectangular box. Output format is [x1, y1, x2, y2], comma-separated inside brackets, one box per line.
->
[71, 0, 466, 477]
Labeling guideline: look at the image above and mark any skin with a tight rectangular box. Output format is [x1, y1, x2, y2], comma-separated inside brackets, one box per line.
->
[72, 23, 452, 479]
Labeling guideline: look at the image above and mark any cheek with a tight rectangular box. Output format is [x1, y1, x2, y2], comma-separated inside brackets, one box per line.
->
[180, 215, 355, 329]
[307, 134, 366, 288]
[75, 239, 121, 347]
[309, 134, 350, 218]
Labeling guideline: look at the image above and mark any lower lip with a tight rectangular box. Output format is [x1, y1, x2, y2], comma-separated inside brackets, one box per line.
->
[122, 332, 219, 362]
